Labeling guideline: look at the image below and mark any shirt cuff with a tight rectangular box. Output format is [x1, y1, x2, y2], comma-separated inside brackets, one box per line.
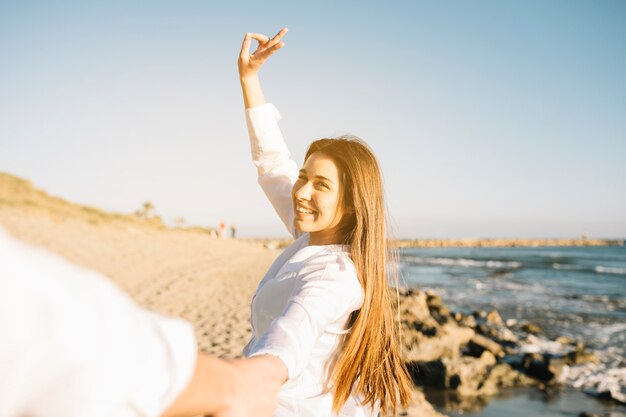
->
[248, 348, 298, 380]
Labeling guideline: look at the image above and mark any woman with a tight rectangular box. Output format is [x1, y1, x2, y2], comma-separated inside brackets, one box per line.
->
[238, 28, 412, 416]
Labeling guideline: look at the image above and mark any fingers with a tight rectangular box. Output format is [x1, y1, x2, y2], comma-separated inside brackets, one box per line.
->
[239, 28, 287, 68]
[249, 33, 270, 44]
[239, 33, 252, 58]
[252, 27, 287, 60]
[253, 40, 285, 63]
[266, 27, 288, 48]
[240, 32, 271, 58]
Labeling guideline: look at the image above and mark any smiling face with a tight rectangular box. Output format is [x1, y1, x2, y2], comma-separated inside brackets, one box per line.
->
[292, 152, 347, 245]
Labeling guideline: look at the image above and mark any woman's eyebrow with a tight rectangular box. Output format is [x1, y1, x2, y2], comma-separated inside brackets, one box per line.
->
[313, 175, 335, 185]
[299, 169, 335, 184]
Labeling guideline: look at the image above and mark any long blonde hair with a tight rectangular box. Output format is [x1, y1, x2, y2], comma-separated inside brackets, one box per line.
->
[305, 137, 412, 415]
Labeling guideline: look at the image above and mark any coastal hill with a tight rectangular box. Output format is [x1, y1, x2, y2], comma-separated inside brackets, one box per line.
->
[0, 172, 167, 228]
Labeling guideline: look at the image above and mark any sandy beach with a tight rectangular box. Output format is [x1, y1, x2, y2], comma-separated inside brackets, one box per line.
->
[4, 173, 624, 417]
[0, 209, 279, 359]
[1, 173, 285, 360]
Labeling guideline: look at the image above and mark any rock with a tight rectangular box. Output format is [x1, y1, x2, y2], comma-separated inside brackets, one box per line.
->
[485, 310, 503, 325]
[522, 353, 565, 382]
[408, 353, 531, 398]
[432, 306, 452, 324]
[399, 287, 418, 297]
[505, 318, 518, 327]
[426, 291, 443, 309]
[479, 350, 496, 366]
[485, 363, 536, 388]
[521, 322, 543, 335]
[566, 349, 601, 366]
[563, 342, 601, 366]
[400, 291, 475, 362]
[400, 291, 440, 329]
[406, 360, 447, 388]
[477, 323, 518, 344]
[456, 313, 477, 329]
[578, 413, 599, 417]
[426, 291, 452, 324]
[475, 310, 488, 320]
[555, 335, 576, 345]
[466, 333, 504, 358]
[402, 324, 474, 362]
[446, 356, 497, 397]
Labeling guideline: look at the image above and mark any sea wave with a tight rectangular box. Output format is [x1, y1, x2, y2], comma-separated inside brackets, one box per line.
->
[552, 263, 583, 271]
[405, 258, 626, 276]
[594, 266, 626, 275]
[401, 256, 522, 269]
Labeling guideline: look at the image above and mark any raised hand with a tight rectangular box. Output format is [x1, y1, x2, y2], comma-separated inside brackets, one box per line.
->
[238, 28, 288, 80]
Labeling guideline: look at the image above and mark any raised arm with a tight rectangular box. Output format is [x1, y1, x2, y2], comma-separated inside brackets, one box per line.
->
[238, 29, 301, 237]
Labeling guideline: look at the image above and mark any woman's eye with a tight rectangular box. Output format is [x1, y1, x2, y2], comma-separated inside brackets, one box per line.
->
[317, 182, 328, 189]
[298, 174, 307, 181]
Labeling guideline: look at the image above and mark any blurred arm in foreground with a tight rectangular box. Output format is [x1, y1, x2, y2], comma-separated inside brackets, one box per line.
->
[0, 228, 281, 417]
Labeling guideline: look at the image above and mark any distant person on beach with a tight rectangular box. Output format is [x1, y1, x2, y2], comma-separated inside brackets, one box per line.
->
[0, 228, 282, 417]
[230, 224, 237, 239]
[237, 28, 412, 416]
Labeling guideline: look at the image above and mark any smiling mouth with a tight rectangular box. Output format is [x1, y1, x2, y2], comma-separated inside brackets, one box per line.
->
[295, 204, 315, 215]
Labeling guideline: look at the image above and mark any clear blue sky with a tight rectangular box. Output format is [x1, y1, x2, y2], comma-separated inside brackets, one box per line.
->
[1, 1, 625, 238]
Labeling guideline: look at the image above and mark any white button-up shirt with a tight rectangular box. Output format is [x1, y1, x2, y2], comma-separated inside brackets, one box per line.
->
[243, 103, 376, 417]
[0, 229, 196, 417]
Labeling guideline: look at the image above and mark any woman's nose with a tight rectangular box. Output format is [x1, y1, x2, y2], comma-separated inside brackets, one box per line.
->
[294, 182, 312, 200]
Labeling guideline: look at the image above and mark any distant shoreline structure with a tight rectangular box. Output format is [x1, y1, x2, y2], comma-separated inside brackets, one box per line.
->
[393, 238, 624, 248]
[248, 237, 624, 250]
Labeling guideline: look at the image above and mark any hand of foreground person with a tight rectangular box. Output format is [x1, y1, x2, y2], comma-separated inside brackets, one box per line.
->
[163, 354, 285, 417]
[216, 355, 287, 417]
[238, 27, 288, 79]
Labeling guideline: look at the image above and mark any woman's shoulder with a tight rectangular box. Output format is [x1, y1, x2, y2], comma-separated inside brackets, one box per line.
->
[299, 248, 359, 288]
[301, 246, 354, 271]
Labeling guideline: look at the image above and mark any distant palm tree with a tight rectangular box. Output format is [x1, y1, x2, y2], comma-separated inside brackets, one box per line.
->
[135, 201, 155, 219]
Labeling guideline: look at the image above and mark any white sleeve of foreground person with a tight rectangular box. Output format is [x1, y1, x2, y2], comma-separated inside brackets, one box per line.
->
[0, 229, 196, 417]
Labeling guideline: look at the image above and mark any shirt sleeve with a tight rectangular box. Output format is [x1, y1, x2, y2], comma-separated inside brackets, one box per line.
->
[0, 230, 197, 417]
[245, 103, 300, 238]
[246, 256, 363, 380]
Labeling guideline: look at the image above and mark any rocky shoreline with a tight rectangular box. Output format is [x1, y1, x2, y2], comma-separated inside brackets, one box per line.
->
[397, 288, 626, 415]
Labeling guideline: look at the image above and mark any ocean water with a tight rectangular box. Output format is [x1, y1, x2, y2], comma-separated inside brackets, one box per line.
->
[398, 244, 626, 415]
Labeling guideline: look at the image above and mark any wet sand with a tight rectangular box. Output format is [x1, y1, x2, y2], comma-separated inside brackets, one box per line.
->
[428, 387, 626, 417]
